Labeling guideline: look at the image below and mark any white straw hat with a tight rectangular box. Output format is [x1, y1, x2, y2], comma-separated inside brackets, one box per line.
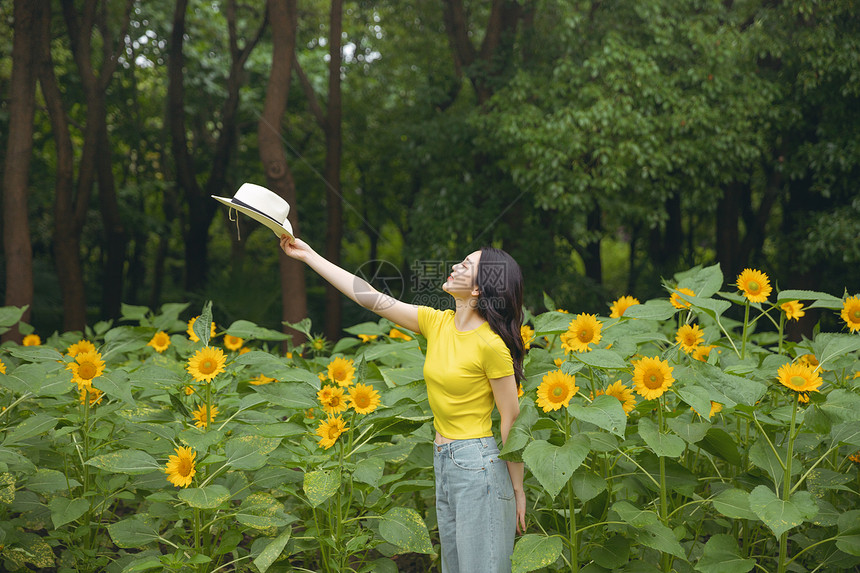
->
[212, 183, 294, 240]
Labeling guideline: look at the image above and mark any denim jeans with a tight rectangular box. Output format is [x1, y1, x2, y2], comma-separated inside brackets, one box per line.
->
[433, 436, 516, 573]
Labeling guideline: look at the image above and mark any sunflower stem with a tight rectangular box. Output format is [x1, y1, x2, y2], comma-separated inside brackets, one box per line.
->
[565, 409, 578, 571]
[777, 310, 786, 356]
[658, 399, 670, 573]
[741, 300, 750, 360]
[777, 398, 799, 573]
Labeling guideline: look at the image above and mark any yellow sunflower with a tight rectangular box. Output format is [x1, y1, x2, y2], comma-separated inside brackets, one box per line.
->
[327, 357, 356, 387]
[316, 416, 349, 450]
[553, 358, 565, 367]
[79, 386, 104, 406]
[164, 446, 196, 488]
[521, 325, 535, 350]
[517, 384, 524, 398]
[736, 268, 772, 303]
[692, 401, 723, 419]
[609, 296, 640, 318]
[798, 353, 820, 368]
[0, 358, 6, 374]
[849, 453, 860, 465]
[560, 314, 603, 353]
[776, 362, 823, 394]
[239, 347, 251, 355]
[601, 381, 636, 414]
[191, 404, 219, 429]
[305, 408, 315, 419]
[147, 331, 171, 353]
[632, 356, 675, 400]
[68, 350, 106, 389]
[184, 385, 195, 395]
[22, 334, 41, 346]
[535, 370, 578, 412]
[249, 374, 276, 386]
[781, 300, 805, 321]
[670, 287, 695, 309]
[223, 334, 244, 352]
[389, 328, 413, 341]
[318, 385, 348, 415]
[798, 393, 810, 404]
[557, 309, 570, 314]
[186, 346, 226, 383]
[692, 344, 716, 362]
[67, 339, 96, 357]
[853, 371, 860, 380]
[675, 324, 705, 354]
[841, 296, 860, 333]
[357, 334, 378, 343]
[348, 382, 382, 414]
[186, 316, 217, 342]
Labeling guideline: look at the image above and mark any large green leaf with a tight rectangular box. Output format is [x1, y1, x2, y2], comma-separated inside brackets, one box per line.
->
[252, 383, 318, 410]
[226, 320, 291, 341]
[253, 527, 292, 573]
[570, 349, 628, 369]
[748, 486, 819, 537]
[712, 489, 758, 520]
[698, 428, 742, 466]
[622, 300, 677, 321]
[97, 371, 136, 406]
[694, 534, 755, 573]
[107, 518, 161, 548]
[2, 414, 57, 446]
[665, 417, 710, 444]
[500, 403, 538, 462]
[676, 264, 724, 298]
[589, 535, 630, 569]
[568, 395, 627, 437]
[304, 469, 341, 508]
[533, 311, 573, 336]
[813, 334, 860, 368]
[225, 435, 281, 470]
[26, 469, 81, 494]
[511, 534, 563, 573]
[571, 468, 606, 502]
[821, 389, 860, 422]
[522, 435, 591, 499]
[378, 507, 434, 554]
[177, 485, 231, 509]
[3, 364, 69, 397]
[49, 497, 89, 528]
[836, 510, 860, 556]
[776, 289, 843, 309]
[193, 302, 214, 346]
[675, 385, 714, 421]
[85, 450, 161, 475]
[748, 439, 789, 487]
[638, 418, 685, 458]
[635, 522, 686, 559]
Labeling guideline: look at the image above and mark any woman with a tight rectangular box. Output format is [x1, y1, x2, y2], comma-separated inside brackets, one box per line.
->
[280, 235, 526, 572]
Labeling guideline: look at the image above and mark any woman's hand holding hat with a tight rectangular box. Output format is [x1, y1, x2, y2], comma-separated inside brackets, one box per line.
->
[280, 234, 313, 262]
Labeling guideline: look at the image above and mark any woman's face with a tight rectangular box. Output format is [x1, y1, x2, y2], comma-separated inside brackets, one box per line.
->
[442, 250, 482, 296]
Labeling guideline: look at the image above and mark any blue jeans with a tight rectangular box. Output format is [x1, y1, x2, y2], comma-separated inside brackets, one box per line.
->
[433, 436, 516, 573]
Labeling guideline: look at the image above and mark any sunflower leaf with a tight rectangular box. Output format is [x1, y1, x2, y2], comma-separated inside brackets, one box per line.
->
[378, 507, 434, 554]
[568, 395, 627, 437]
[511, 534, 563, 573]
[748, 486, 818, 537]
[194, 301, 214, 346]
[695, 534, 755, 573]
[304, 469, 341, 508]
[522, 435, 590, 499]
[638, 418, 685, 458]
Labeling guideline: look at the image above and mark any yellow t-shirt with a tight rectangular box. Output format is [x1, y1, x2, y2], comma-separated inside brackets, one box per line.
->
[417, 306, 514, 439]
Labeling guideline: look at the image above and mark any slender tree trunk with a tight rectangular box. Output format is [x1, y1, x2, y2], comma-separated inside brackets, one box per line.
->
[96, 105, 127, 320]
[323, 0, 344, 340]
[717, 182, 742, 279]
[258, 0, 306, 346]
[584, 205, 602, 285]
[2, 0, 44, 341]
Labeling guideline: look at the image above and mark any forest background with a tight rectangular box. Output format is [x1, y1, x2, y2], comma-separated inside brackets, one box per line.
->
[1, 0, 858, 344]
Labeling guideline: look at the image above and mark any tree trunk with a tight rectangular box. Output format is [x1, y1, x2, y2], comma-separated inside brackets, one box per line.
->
[323, 0, 344, 340]
[258, 0, 306, 346]
[2, 0, 44, 341]
[584, 205, 603, 285]
[716, 182, 742, 280]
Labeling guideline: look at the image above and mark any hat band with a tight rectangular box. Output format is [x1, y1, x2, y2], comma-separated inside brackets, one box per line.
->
[231, 197, 283, 226]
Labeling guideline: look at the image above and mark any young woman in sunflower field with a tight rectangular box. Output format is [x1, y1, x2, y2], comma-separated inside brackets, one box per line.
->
[280, 234, 527, 572]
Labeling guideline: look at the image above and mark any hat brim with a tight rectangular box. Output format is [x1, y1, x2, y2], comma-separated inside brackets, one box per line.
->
[212, 195, 294, 240]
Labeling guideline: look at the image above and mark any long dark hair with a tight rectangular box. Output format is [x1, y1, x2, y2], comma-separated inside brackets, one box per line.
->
[476, 247, 525, 384]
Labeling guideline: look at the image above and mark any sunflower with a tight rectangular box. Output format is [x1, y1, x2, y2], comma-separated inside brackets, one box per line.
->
[798, 393, 809, 404]
[736, 269, 772, 303]
[249, 374, 276, 386]
[147, 331, 170, 353]
[305, 408, 315, 419]
[692, 344, 716, 362]
[348, 382, 382, 414]
[186, 346, 226, 383]
[692, 401, 723, 419]
[850, 453, 860, 465]
[798, 353, 820, 368]
[186, 316, 217, 343]
[79, 386, 104, 406]
[535, 370, 578, 412]
[191, 404, 219, 429]
[632, 356, 675, 400]
[853, 371, 860, 380]
[670, 288, 695, 309]
[675, 324, 705, 354]
[776, 362, 823, 394]
[841, 296, 860, 333]
[601, 381, 636, 414]
[609, 296, 640, 318]
[517, 385, 524, 398]
[68, 350, 106, 389]
[327, 357, 356, 387]
[357, 334, 378, 343]
[22, 334, 41, 346]
[389, 328, 413, 341]
[67, 340, 96, 357]
[553, 358, 565, 367]
[309, 335, 329, 352]
[223, 335, 244, 352]
[0, 358, 5, 374]
[184, 385, 195, 395]
[318, 385, 348, 415]
[316, 416, 349, 450]
[556, 309, 570, 314]
[239, 347, 251, 355]
[164, 446, 196, 488]
[560, 314, 603, 353]
[781, 300, 805, 321]
[521, 325, 535, 350]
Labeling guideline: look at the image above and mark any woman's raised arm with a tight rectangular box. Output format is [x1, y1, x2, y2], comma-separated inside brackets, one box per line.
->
[280, 235, 420, 333]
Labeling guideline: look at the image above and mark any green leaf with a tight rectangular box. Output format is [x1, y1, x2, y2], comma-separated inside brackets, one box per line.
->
[226, 320, 291, 341]
[500, 403, 538, 462]
[570, 349, 628, 369]
[636, 522, 686, 558]
[344, 322, 386, 337]
[194, 301, 214, 346]
[252, 383, 318, 410]
[129, 364, 181, 390]
[236, 492, 292, 529]
[748, 486, 819, 537]
[49, 497, 89, 528]
[511, 534, 563, 573]
[638, 418, 685, 458]
[777, 289, 844, 309]
[379, 507, 434, 554]
[612, 501, 659, 527]
[225, 435, 281, 470]
[821, 389, 860, 422]
[836, 510, 860, 556]
[712, 489, 758, 520]
[622, 300, 677, 321]
[26, 469, 81, 494]
[698, 428, 742, 466]
[97, 371, 136, 406]
[665, 417, 710, 444]
[748, 439, 787, 487]
[814, 334, 860, 368]
[304, 469, 341, 508]
[568, 395, 627, 437]
[253, 527, 292, 573]
[0, 305, 27, 328]
[178, 485, 231, 509]
[677, 264, 724, 299]
[675, 385, 714, 421]
[5, 346, 63, 362]
[353, 457, 385, 488]
[522, 435, 591, 499]
[2, 414, 57, 446]
[688, 296, 732, 322]
[571, 468, 606, 502]
[589, 535, 630, 569]
[85, 450, 161, 474]
[107, 518, 161, 548]
[830, 421, 860, 448]
[121, 303, 150, 322]
[690, 363, 766, 407]
[533, 311, 573, 336]
[695, 534, 755, 573]
[3, 364, 70, 397]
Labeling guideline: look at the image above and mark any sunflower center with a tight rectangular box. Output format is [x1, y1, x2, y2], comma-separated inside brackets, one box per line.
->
[790, 375, 807, 387]
[330, 396, 342, 406]
[853, 309, 860, 320]
[578, 329, 592, 342]
[327, 425, 340, 439]
[644, 372, 663, 389]
[200, 360, 216, 374]
[178, 458, 193, 477]
[551, 385, 565, 399]
[355, 394, 370, 408]
[78, 362, 97, 380]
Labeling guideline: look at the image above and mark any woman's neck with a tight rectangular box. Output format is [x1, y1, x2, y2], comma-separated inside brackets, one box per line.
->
[453, 296, 485, 331]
